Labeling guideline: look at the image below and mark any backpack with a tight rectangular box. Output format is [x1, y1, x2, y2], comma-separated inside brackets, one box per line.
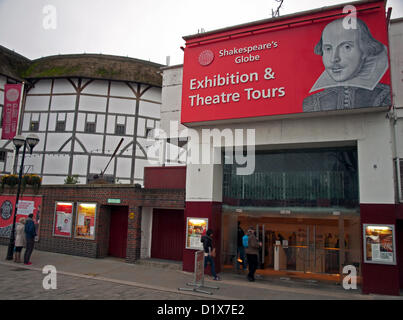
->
[242, 234, 249, 248]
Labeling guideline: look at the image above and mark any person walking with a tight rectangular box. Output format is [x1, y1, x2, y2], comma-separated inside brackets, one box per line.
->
[236, 221, 247, 271]
[24, 213, 36, 265]
[14, 217, 26, 263]
[245, 226, 261, 282]
[201, 229, 220, 281]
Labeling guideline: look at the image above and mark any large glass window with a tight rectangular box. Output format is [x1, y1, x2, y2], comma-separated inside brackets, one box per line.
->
[223, 147, 358, 209]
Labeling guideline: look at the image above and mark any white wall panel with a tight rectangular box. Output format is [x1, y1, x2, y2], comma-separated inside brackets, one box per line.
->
[45, 133, 71, 151]
[90, 156, 112, 174]
[106, 115, 116, 134]
[76, 113, 85, 132]
[96, 115, 105, 133]
[126, 117, 134, 135]
[42, 176, 66, 185]
[81, 80, 108, 95]
[140, 86, 161, 102]
[29, 80, 52, 94]
[72, 155, 88, 175]
[23, 154, 43, 174]
[105, 135, 125, 155]
[48, 113, 57, 131]
[109, 98, 135, 114]
[66, 113, 74, 131]
[53, 79, 76, 94]
[116, 157, 132, 178]
[51, 95, 76, 111]
[76, 133, 102, 153]
[43, 154, 69, 174]
[110, 81, 135, 98]
[0, 75, 7, 87]
[137, 118, 145, 136]
[138, 100, 160, 118]
[79, 95, 107, 112]
[134, 158, 148, 179]
[25, 95, 50, 111]
[22, 113, 30, 131]
[39, 113, 48, 131]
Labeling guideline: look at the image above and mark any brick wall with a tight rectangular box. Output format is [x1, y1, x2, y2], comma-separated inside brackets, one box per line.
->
[0, 185, 185, 262]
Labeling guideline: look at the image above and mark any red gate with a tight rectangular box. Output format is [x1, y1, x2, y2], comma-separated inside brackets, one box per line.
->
[108, 206, 128, 258]
[151, 209, 184, 261]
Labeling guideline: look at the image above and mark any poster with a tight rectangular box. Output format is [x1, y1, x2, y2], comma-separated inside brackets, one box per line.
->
[186, 217, 208, 250]
[363, 224, 396, 265]
[53, 202, 73, 237]
[0, 195, 42, 239]
[74, 203, 97, 240]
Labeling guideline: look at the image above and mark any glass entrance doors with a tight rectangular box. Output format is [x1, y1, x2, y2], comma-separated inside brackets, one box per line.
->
[222, 212, 361, 281]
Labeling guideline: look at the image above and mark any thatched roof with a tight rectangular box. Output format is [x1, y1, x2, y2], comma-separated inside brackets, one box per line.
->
[22, 54, 163, 87]
[0, 45, 31, 81]
[0, 48, 163, 86]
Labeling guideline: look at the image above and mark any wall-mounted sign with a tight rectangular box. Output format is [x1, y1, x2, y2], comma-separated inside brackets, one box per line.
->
[129, 212, 135, 220]
[107, 199, 121, 204]
[363, 224, 396, 265]
[53, 202, 73, 237]
[181, 1, 390, 124]
[186, 217, 208, 250]
[75, 203, 97, 240]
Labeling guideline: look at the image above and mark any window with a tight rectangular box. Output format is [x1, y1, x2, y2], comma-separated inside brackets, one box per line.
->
[0, 151, 6, 161]
[30, 121, 39, 132]
[85, 122, 96, 133]
[56, 121, 66, 132]
[115, 124, 125, 135]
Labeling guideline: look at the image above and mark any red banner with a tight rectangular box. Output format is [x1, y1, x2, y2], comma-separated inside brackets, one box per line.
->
[2, 84, 22, 140]
[181, 1, 391, 124]
[0, 195, 42, 237]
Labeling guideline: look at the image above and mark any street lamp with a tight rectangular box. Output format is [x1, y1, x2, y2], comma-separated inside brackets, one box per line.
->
[6, 134, 40, 260]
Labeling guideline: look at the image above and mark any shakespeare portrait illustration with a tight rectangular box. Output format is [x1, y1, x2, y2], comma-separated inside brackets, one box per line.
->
[303, 18, 391, 112]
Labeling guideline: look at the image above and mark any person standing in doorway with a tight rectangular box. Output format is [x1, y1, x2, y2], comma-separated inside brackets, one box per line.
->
[236, 221, 247, 271]
[245, 226, 262, 282]
[201, 229, 220, 281]
[24, 213, 36, 265]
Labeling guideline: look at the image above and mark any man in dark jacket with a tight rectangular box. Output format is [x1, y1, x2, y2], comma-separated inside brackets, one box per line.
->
[24, 213, 37, 265]
[245, 226, 261, 282]
[201, 229, 220, 281]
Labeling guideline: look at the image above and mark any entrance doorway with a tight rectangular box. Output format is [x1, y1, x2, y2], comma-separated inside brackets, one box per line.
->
[223, 212, 361, 282]
[108, 206, 128, 258]
[151, 209, 184, 261]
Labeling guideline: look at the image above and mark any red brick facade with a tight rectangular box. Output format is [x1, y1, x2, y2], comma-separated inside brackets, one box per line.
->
[0, 185, 185, 263]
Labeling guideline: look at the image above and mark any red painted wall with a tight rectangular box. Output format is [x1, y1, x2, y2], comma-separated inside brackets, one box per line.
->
[183, 202, 222, 275]
[144, 166, 186, 189]
[360, 204, 400, 296]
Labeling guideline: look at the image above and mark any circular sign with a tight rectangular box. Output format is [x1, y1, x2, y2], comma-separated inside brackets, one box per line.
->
[1, 201, 13, 220]
[198, 50, 214, 66]
[6, 88, 19, 102]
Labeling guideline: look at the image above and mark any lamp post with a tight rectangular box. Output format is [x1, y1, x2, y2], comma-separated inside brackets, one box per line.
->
[6, 134, 40, 261]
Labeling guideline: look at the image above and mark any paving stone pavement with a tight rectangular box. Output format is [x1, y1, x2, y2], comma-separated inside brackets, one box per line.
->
[0, 264, 211, 300]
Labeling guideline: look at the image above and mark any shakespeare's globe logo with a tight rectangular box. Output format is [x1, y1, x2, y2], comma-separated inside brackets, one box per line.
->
[6, 88, 19, 102]
[198, 50, 214, 66]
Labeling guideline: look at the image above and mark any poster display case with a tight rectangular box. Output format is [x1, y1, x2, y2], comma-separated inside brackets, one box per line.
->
[363, 224, 396, 265]
[74, 203, 97, 240]
[53, 202, 73, 237]
[186, 217, 208, 250]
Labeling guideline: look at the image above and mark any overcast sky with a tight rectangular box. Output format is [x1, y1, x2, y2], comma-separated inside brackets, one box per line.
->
[0, 0, 402, 66]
